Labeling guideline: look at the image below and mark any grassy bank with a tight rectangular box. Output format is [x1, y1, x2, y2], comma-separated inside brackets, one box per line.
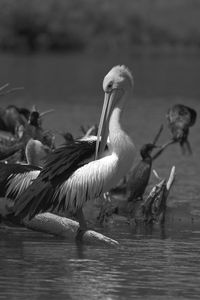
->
[0, 0, 200, 52]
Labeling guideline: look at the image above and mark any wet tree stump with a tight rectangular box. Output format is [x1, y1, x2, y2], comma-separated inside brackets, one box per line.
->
[129, 166, 176, 225]
[97, 166, 176, 226]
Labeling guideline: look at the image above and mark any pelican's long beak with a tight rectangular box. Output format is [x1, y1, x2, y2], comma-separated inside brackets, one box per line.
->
[95, 89, 123, 160]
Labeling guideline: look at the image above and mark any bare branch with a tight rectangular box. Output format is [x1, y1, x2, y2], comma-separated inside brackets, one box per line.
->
[0, 83, 9, 92]
[152, 124, 164, 145]
[152, 139, 175, 161]
[166, 166, 176, 191]
[0, 86, 24, 97]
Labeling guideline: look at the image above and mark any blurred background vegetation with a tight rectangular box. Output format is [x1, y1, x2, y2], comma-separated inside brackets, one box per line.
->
[0, 0, 200, 53]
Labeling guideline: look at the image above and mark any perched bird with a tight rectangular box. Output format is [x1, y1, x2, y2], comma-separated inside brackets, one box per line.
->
[25, 138, 51, 168]
[0, 141, 25, 161]
[12, 65, 135, 233]
[19, 106, 55, 148]
[0, 140, 48, 222]
[0, 139, 51, 200]
[0, 104, 54, 144]
[0, 138, 52, 224]
[126, 143, 157, 202]
[27, 106, 54, 128]
[61, 131, 74, 144]
[0, 105, 28, 135]
[166, 104, 197, 154]
[110, 125, 164, 195]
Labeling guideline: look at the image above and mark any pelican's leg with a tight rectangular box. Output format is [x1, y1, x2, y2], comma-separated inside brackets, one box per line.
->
[76, 208, 87, 230]
[75, 208, 88, 241]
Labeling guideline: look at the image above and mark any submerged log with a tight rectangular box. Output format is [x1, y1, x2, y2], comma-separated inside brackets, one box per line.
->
[0, 201, 119, 247]
[0, 168, 175, 244]
[23, 213, 119, 247]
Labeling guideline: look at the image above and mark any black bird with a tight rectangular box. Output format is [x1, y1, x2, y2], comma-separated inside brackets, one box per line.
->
[126, 143, 157, 202]
[110, 125, 165, 196]
[0, 105, 54, 139]
[0, 105, 28, 135]
[166, 104, 197, 154]
[61, 131, 74, 144]
[0, 142, 24, 161]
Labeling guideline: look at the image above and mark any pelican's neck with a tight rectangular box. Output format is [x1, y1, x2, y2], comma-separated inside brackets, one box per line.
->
[109, 106, 123, 143]
[109, 105, 135, 163]
[26, 146, 39, 166]
[106, 104, 135, 188]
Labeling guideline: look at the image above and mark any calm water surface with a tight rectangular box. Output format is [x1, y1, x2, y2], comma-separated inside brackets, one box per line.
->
[0, 52, 200, 299]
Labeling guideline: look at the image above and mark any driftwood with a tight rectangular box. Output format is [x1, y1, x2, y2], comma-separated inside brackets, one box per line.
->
[0, 167, 175, 245]
[0, 202, 119, 247]
[23, 213, 119, 247]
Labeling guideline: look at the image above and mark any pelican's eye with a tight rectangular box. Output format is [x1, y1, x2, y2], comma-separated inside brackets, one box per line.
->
[106, 81, 113, 92]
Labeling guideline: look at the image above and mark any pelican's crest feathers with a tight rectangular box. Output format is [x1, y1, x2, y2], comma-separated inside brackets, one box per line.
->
[106, 65, 134, 87]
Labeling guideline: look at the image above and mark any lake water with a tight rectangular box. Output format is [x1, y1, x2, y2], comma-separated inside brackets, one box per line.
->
[0, 52, 200, 299]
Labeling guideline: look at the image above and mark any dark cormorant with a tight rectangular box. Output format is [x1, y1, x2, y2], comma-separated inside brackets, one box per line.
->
[166, 104, 197, 154]
[126, 143, 156, 202]
[0, 142, 24, 161]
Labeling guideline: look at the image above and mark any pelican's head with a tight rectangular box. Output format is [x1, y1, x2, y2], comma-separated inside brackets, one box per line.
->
[25, 139, 51, 167]
[95, 65, 133, 159]
[103, 65, 133, 96]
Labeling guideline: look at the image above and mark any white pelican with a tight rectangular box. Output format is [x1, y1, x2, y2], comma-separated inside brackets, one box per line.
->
[13, 65, 136, 233]
[0, 139, 50, 200]
[25, 138, 51, 167]
[0, 139, 49, 222]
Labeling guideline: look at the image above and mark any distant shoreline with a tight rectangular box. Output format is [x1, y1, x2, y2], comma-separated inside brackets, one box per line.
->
[0, 0, 200, 54]
[1, 45, 200, 57]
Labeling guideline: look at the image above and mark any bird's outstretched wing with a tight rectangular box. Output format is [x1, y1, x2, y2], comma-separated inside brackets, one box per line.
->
[187, 107, 197, 127]
[166, 104, 197, 154]
[0, 162, 41, 200]
[167, 104, 197, 128]
[13, 140, 96, 219]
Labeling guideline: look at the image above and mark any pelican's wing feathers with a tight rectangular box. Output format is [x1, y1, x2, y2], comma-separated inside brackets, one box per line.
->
[0, 162, 41, 200]
[41, 140, 96, 183]
[13, 139, 96, 219]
